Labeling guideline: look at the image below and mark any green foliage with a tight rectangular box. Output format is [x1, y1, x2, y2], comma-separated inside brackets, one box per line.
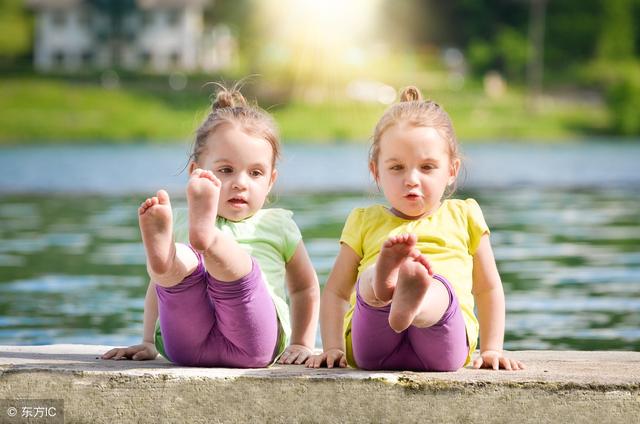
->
[597, 0, 636, 61]
[466, 27, 528, 82]
[545, 0, 601, 68]
[607, 78, 640, 135]
[603, 63, 640, 135]
[467, 40, 494, 75]
[583, 60, 640, 135]
[496, 27, 529, 81]
[0, 0, 32, 60]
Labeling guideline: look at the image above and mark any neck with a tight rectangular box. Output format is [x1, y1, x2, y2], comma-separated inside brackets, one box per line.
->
[389, 202, 442, 220]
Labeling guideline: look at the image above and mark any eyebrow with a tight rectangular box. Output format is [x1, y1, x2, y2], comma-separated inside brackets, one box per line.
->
[383, 157, 438, 163]
[212, 159, 269, 168]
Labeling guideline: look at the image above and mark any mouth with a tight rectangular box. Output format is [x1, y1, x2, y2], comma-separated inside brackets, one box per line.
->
[228, 197, 248, 207]
[404, 193, 422, 201]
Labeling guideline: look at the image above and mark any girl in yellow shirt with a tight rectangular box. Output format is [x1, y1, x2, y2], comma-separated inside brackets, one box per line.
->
[308, 86, 524, 371]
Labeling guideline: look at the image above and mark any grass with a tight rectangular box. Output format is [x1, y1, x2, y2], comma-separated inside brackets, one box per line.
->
[0, 74, 611, 144]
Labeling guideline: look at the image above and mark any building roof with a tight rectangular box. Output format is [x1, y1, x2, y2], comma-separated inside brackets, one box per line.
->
[27, 0, 209, 10]
[26, 0, 83, 9]
[137, 0, 209, 9]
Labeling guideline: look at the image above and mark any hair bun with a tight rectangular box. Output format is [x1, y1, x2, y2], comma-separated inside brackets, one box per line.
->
[399, 86, 423, 102]
[212, 84, 248, 110]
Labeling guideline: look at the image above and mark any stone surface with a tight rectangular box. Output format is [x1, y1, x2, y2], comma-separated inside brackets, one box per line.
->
[0, 345, 639, 423]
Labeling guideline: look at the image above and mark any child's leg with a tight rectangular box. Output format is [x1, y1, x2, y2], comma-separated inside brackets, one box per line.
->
[204, 257, 279, 367]
[359, 234, 449, 333]
[187, 169, 253, 282]
[407, 275, 468, 372]
[351, 281, 423, 371]
[155, 253, 216, 365]
[139, 190, 198, 287]
[155, 251, 278, 367]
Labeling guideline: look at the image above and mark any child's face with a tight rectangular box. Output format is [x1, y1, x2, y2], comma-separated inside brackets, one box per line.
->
[371, 124, 459, 219]
[193, 124, 277, 221]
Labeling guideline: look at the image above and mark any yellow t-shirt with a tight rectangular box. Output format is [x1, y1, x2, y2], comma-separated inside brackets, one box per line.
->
[340, 199, 489, 367]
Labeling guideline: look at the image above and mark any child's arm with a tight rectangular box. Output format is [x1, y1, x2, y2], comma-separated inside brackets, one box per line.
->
[141, 281, 159, 346]
[307, 243, 360, 368]
[101, 281, 159, 361]
[278, 241, 320, 365]
[472, 234, 524, 370]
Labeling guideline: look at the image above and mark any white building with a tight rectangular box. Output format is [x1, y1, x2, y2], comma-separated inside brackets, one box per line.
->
[27, 0, 234, 73]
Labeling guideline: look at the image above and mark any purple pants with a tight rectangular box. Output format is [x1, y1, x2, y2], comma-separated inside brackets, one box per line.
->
[155, 254, 279, 367]
[351, 274, 468, 372]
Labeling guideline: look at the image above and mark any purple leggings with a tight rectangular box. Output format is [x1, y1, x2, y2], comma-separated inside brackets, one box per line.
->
[155, 253, 279, 367]
[351, 274, 468, 372]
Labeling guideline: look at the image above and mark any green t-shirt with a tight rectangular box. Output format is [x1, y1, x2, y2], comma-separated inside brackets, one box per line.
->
[154, 207, 302, 362]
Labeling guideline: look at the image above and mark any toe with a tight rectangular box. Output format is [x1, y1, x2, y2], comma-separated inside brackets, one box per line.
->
[157, 189, 170, 204]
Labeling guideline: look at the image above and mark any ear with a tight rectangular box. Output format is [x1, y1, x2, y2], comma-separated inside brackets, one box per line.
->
[448, 158, 460, 185]
[369, 161, 379, 183]
[188, 161, 198, 175]
[268, 168, 278, 192]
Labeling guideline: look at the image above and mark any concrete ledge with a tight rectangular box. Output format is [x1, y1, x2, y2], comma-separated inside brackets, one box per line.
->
[1, 345, 639, 423]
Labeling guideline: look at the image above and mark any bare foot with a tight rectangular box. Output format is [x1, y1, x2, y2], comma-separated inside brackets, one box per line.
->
[388, 256, 435, 333]
[373, 234, 421, 302]
[139, 189, 175, 275]
[187, 168, 221, 252]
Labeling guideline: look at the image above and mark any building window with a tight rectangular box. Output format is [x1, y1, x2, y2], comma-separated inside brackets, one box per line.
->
[81, 51, 94, 66]
[170, 51, 181, 67]
[141, 11, 152, 27]
[167, 10, 180, 27]
[51, 11, 66, 27]
[53, 51, 65, 67]
[78, 9, 91, 27]
[140, 51, 151, 67]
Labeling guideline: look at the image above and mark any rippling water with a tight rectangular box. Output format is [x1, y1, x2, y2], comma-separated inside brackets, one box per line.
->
[0, 143, 639, 350]
[0, 187, 638, 350]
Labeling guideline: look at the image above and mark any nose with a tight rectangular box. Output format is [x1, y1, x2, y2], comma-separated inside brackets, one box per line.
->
[231, 172, 248, 190]
[405, 169, 419, 187]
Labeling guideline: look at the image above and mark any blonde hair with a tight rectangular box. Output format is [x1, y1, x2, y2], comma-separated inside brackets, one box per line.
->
[191, 82, 280, 169]
[370, 86, 460, 165]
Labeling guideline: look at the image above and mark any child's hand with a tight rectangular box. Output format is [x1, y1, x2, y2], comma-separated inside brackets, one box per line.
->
[305, 348, 348, 368]
[277, 344, 314, 365]
[472, 350, 524, 371]
[101, 342, 158, 361]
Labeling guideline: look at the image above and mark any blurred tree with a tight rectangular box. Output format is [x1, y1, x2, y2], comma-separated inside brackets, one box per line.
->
[526, 0, 547, 108]
[0, 0, 33, 65]
[597, 0, 636, 60]
[544, 0, 601, 70]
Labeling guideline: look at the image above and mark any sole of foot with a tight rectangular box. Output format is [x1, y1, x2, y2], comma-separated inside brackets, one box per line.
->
[187, 168, 221, 252]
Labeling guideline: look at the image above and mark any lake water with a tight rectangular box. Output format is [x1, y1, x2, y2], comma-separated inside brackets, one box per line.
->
[0, 142, 639, 351]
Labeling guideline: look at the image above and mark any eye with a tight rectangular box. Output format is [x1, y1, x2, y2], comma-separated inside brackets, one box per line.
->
[217, 166, 233, 174]
[422, 163, 436, 171]
[250, 169, 264, 177]
[389, 164, 403, 171]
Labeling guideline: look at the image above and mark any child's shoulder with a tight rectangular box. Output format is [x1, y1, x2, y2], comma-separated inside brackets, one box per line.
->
[254, 208, 297, 226]
[443, 198, 482, 214]
[346, 204, 388, 222]
[442, 198, 487, 230]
